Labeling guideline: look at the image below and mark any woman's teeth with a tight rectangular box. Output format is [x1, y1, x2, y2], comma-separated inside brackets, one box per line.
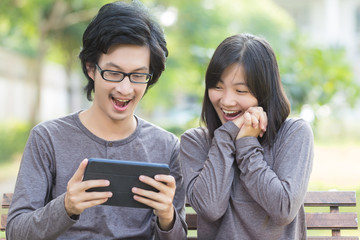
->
[223, 109, 241, 117]
[223, 110, 238, 114]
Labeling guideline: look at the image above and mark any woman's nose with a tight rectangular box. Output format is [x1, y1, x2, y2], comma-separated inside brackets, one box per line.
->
[220, 91, 236, 107]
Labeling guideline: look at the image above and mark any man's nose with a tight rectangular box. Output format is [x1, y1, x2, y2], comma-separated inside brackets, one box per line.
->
[115, 76, 133, 95]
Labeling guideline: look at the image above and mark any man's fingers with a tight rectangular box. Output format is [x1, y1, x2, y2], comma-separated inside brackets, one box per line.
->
[133, 194, 163, 209]
[82, 179, 111, 191]
[131, 175, 176, 205]
[83, 190, 113, 201]
[69, 197, 111, 215]
[137, 175, 175, 192]
[70, 159, 88, 183]
[155, 175, 176, 188]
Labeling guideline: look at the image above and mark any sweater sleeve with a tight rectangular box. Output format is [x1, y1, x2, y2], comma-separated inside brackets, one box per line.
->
[155, 138, 187, 240]
[180, 122, 239, 221]
[6, 128, 76, 240]
[235, 119, 314, 225]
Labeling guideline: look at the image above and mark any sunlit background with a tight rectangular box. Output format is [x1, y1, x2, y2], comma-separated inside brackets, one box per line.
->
[0, 0, 360, 236]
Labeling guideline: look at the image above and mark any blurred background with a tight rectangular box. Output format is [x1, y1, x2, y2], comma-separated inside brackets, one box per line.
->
[0, 0, 359, 236]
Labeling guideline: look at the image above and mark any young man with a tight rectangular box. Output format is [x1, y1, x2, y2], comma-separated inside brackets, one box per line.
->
[6, 1, 187, 239]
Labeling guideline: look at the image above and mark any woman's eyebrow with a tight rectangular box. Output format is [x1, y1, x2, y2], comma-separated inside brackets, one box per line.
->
[234, 82, 247, 86]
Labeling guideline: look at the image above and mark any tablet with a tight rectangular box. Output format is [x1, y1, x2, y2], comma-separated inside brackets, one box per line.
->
[83, 158, 170, 208]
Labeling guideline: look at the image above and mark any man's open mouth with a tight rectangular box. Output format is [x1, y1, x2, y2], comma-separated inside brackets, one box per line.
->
[112, 97, 131, 108]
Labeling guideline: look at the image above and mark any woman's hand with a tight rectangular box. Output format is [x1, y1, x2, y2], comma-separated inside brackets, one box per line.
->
[233, 107, 267, 140]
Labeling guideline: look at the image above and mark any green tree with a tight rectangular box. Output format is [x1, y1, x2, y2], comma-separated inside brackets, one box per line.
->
[141, 0, 359, 129]
[140, 0, 295, 115]
[0, 0, 111, 126]
[0, 0, 358, 129]
[278, 32, 358, 114]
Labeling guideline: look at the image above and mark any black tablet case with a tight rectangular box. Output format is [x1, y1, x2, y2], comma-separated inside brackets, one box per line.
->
[83, 158, 170, 208]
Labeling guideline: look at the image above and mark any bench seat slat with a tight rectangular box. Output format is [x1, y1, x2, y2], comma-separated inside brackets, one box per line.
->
[307, 237, 359, 240]
[306, 212, 358, 229]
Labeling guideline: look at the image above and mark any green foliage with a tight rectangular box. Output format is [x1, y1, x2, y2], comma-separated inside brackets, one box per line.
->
[164, 116, 201, 137]
[278, 33, 359, 114]
[0, 0, 112, 57]
[0, 0, 358, 129]
[0, 121, 31, 164]
[141, 0, 360, 123]
[140, 0, 296, 114]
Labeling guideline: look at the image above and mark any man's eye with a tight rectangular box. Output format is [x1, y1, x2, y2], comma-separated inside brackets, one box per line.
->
[132, 74, 145, 79]
[109, 72, 121, 76]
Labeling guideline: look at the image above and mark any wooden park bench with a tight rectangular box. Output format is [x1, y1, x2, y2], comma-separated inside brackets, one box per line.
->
[186, 191, 359, 240]
[1, 191, 358, 239]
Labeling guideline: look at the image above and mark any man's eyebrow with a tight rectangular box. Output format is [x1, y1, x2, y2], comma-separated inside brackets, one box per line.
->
[103, 62, 149, 72]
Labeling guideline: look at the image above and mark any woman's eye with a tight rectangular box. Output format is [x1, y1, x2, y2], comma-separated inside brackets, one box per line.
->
[236, 90, 248, 93]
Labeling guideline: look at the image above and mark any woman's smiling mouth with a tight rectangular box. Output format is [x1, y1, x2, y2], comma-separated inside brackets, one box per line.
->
[222, 109, 242, 120]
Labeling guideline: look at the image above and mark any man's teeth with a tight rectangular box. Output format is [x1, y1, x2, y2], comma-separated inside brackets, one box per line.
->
[116, 99, 129, 102]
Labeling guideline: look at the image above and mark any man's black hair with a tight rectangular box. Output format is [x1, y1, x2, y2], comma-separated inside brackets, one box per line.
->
[79, 1, 168, 100]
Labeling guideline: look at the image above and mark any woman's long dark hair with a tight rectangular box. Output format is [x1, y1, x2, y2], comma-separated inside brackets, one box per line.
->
[201, 33, 290, 146]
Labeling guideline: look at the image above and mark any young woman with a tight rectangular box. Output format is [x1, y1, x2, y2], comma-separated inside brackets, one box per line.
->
[180, 33, 314, 240]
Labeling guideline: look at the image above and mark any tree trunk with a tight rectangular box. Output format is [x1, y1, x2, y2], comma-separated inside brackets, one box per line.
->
[29, 28, 47, 127]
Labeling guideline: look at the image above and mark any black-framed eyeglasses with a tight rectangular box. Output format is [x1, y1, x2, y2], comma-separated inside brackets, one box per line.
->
[95, 63, 152, 84]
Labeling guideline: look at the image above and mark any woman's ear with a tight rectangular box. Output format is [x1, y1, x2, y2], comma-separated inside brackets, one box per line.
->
[86, 62, 95, 80]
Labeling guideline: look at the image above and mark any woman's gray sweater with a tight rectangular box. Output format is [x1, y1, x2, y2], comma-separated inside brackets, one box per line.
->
[180, 118, 314, 240]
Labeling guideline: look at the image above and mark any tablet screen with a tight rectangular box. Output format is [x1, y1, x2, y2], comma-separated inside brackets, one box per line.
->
[83, 158, 170, 208]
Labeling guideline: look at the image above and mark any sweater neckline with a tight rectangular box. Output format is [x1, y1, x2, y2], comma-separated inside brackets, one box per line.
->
[72, 110, 142, 147]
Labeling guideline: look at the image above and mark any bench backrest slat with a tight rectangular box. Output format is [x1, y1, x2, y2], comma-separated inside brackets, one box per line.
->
[306, 212, 358, 229]
[1, 193, 12, 208]
[304, 191, 356, 207]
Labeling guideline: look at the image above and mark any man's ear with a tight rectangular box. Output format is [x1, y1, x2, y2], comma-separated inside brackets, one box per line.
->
[86, 62, 95, 80]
